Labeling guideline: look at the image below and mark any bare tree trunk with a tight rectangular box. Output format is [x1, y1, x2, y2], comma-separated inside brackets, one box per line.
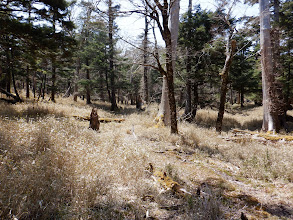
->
[143, 10, 149, 103]
[6, 48, 11, 93]
[155, 0, 180, 134]
[33, 71, 36, 98]
[108, 0, 118, 111]
[26, 66, 30, 98]
[51, 62, 56, 102]
[216, 39, 236, 132]
[260, 0, 279, 131]
[10, 48, 21, 102]
[51, 15, 56, 103]
[86, 57, 91, 104]
[73, 57, 80, 102]
[158, 76, 171, 125]
[184, 0, 193, 121]
[271, 0, 286, 130]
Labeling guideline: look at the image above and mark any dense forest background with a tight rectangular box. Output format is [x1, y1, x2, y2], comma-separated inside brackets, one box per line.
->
[0, 0, 292, 129]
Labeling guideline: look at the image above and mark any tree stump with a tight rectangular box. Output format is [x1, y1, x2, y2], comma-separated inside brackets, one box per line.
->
[89, 108, 100, 131]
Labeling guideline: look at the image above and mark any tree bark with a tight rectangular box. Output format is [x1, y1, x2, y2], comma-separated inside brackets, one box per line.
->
[216, 40, 236, 132]
[86, 57, 91, 104]
[143, 10, 149, 103]
[158, 76, 171, 125]
[26, 66, 30, 98]
[6, 48, 11, 93]
[51, 62, 56, 102]
[73, 57, 80, 102]
[183, 0, 193, 121]
[108, 0, 118, 111]
[155, 0, 180, 134]
[271, 0, 286, 130]
[260, 0, 279, 131]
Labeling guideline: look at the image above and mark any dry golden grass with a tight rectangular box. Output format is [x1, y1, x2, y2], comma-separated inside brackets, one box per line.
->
[0, 97, 292, 219]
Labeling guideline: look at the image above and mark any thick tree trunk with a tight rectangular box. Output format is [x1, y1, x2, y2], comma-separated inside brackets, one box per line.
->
[156, 0, 180, 134]
[158, 76, 171, 125]
[216, 40, 236, 132]
[271, 0, 286, 130]
[260, 0, 279, 132]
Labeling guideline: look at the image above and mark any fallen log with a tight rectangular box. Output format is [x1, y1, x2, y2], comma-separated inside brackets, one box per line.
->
[73, 115, 125, 123]
[0, 87, 22, 103]
[232, 129, 293, 141]
[149, 163, 190, 196]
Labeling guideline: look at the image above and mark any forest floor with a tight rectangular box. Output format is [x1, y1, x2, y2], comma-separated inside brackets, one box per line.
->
[0, 95, 293, 220]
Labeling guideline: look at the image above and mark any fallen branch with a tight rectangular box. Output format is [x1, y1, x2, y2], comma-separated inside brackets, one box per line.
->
[0, 87, 22, 103]
[73, 115, 125, 123]
[149, 163, 191, 196]
[232, 129, 293, 141]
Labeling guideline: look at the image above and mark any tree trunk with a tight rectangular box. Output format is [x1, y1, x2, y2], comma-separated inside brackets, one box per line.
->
[184, 78, 192, 119]
[260, 0, 279, 131]
[33, 71, 36, 98]
[42, 74, 46, 100]
[143, 11, 149, 103]
[216, 40, 236, 132]
[108, 0, 118, 111]
[10, 48, 21, 102]
[230, 84, 233, 105]
[158, 76, 171, 125]
[73, 57, 80, 102]
[156, 0, 180, 134]
[86, 57, 91, 104]
[183, 0, 193, 121]
[51, 62, 56, 102]
[26, 66, 30, 98]
[191, 82, 198, 120]
[6, 48, 11, 93]
[271, 0, 286, 130]
[240, 86, 244, 108]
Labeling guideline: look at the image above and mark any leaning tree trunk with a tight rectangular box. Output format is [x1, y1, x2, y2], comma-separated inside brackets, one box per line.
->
[216, 39, 236, 132]
[260, 0, 279, 132]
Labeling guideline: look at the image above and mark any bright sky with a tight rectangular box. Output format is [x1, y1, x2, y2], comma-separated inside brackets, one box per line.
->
[115, 0, 259, 49]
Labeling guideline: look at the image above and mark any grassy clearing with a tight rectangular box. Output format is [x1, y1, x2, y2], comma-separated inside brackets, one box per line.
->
[0, 97, 292, 219]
